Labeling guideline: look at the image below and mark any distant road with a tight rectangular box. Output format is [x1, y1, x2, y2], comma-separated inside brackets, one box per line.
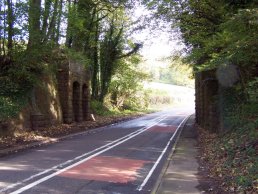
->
[0, 107, 193, 194]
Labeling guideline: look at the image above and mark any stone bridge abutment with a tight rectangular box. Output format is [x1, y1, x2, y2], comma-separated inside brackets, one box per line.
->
[195, 70, 220, 133]
[57, 60, 91, 124]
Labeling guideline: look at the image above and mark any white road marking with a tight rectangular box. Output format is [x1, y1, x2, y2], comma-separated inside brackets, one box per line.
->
[0, 116, 164, 193]
[7, 115, 167, 194]
[137, 115, 190, 191]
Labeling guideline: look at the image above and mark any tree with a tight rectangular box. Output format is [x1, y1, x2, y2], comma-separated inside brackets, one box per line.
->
[0, 0, 7, 56]
[64, 0, 142, 102]
[143, 0, 257, 74]
[6, 0, 14, 55]
[98, 11, 142, 102]
[28, 0, 41, 49]
[0, 0, 144, 122]
[109, 54, 148, 109]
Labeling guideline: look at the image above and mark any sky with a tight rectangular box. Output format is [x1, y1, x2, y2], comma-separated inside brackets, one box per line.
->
[130, 4, 184, 66]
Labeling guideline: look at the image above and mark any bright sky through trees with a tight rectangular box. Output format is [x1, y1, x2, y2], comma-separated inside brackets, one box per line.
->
[130, 4, 184, 62]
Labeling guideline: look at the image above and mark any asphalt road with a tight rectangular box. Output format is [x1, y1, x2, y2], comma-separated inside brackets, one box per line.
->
[0, 107, 193, 194]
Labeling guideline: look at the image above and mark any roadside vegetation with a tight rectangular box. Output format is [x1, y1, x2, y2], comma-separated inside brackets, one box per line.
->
[0, 0, 257, 191]
[201, 79, 258, 192]
[0, 0, 190, 125]
[150, 55, 194, 88]
[143, 0, 257, 192]
[0, 0, 146, 125]
[199, 98, 258, 192]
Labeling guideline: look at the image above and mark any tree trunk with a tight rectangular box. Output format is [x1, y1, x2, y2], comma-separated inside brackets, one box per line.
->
[7, 0, 14, 56]
[2, 1, 7, 56]
[55, 0, 63, 43]
[99, 59, 112, 102]
[65, 0, 73, 47]
[28, 0, 42, 49]
[27, 0, 42, 115]
[91, 17, 100, 99]
[45, 0, 59, 42]
[41, 0, 51, 40]
[0, 1, 3, 55]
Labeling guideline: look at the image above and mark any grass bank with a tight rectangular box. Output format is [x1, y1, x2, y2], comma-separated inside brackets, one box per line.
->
[199, 103, 258, 193]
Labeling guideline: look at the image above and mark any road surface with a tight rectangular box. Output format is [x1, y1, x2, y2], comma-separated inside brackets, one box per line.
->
[0, 108, 193, 194]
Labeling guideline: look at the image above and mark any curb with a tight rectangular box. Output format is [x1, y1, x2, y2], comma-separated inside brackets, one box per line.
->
[151, 114, 194, 194]
[0, 115, 143, 158]
[0, 138, 59, 158]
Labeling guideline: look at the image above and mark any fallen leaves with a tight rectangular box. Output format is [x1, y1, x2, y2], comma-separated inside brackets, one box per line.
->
[198, 125, 258, 193]
[0, 113, 143, 154]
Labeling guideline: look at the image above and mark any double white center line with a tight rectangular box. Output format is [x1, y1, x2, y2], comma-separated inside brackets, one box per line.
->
[2, 115, 167, 194]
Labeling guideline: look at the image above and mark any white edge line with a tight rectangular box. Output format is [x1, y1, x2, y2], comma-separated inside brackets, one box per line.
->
[137, 115, 190, 191]
[9, 116, 168, 194]
[151, 114, 192, 194]
[0, 131, 133, 192]
[0, 115, 165, 193]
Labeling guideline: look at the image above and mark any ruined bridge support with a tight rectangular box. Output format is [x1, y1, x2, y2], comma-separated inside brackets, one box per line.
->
[195, 70, 220, 133]
[57, 60, 91, 124]
[1, 58, 91, 133]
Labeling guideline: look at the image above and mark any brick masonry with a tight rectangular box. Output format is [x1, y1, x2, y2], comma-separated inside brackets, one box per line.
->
[195, 70, 220, 133]
[57, 60, 91, 124]
[29, 60, 91, 130]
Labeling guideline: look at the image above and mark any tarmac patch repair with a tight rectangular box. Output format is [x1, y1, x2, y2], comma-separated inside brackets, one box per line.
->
[59, 156, 150, 183]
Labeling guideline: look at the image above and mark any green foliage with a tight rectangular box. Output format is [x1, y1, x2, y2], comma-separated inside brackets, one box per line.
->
[0, 58, 38, 121]
[64, 48, 91, 68]
[247, 77, 258, 103]
[220, 80, 258, 130]
[209, 77, 258, 192]
[143, 1, 257, 78]
[90, 100, 114, 116]
[198, 8, 258, 72]
[0, 96, 27, 122]
[98, 8, 142, 102]
[0, 57, 34, 121]
[143, 1, 258, 191]
[0, 0, 143, 122]
[0, 42, 61, 121]
[99, 22, 123, 101]
[213, 115, 258, 191]
[109, 54, 149, 110]
[158, 55, 194, 87]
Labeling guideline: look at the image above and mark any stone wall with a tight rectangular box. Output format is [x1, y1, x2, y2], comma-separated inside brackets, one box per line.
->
[15, 73, 63, 130]
[195, 70, 220, 132]
[12, 60, 91, 131]
[0, 57, 90, 135]
[57, 60, 91, 124]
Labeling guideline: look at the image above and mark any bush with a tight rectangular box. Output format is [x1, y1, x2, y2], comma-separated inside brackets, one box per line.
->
[90, 100, 113, 116]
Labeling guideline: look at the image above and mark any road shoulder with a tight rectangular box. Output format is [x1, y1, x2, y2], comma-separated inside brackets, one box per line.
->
[152, 115, 206, 194]
[0, 114, 144, 157]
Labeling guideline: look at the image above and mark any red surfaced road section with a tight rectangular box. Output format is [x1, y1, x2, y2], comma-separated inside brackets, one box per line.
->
[149, 125, 177, 133]
[59, 156, 149, 183]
